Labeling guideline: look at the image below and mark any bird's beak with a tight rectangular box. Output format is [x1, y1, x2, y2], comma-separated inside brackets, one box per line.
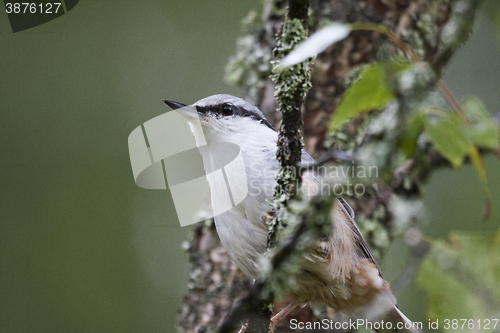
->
[163, 99, 198, 120]
[163, 100, 187, 110]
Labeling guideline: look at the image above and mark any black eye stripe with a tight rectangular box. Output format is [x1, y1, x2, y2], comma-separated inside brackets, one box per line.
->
[195, 104, 275, 131]
[196, 104, 226, 114]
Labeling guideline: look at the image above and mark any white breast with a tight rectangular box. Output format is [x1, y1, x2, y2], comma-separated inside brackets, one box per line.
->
[189, 116, 279, 278]
[213, 135, 278, 278]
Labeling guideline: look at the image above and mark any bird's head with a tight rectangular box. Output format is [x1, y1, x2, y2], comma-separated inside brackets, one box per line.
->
[164, 94, 276, 148]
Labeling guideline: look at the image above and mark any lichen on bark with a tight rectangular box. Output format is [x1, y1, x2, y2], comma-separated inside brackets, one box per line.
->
[268, 14, 312, 248]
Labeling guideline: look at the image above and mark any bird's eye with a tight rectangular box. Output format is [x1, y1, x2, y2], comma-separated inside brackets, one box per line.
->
[222, 104, 233, 116]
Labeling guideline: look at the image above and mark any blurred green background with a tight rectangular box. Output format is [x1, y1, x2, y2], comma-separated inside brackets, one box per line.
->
[0, 1, 499, 332]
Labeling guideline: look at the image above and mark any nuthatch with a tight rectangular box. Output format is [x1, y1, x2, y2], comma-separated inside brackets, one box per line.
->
[165, 94, 419, 333]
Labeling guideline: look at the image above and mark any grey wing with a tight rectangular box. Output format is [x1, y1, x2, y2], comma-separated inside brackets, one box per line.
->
[300, 150, 384, 278]
[337, 196, 383, 278]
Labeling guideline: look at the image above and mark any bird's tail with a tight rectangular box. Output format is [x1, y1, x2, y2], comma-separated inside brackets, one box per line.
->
[374, 306, 423, 333]
[354, 291, 424, 333]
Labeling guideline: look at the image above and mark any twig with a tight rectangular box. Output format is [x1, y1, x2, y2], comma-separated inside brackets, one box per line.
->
[435, 79, 465, 116]
[350, 23, 466, 116]
[297, 150, 355, 176]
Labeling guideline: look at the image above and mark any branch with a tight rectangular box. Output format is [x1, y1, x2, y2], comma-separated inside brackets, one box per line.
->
[220, 3, 312, 331]
[268, 0, 311, 248]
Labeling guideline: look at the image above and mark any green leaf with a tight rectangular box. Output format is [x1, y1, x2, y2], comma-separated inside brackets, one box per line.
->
[422, 104, 494, 217]
[417, 230, 500, 332]
[423, 117, 472, 168]
[329, 62, 406, 131]
[463, 97, 500, 149]
[398, 111, 425, 158]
